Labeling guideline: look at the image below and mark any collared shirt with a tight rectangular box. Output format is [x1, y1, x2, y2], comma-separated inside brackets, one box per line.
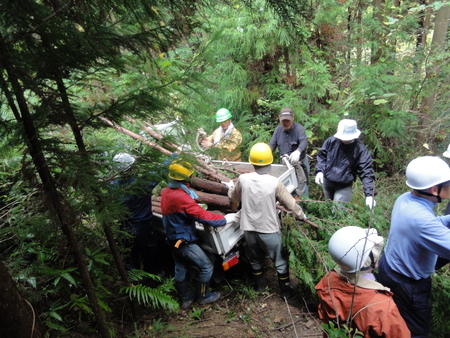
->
[383, 192, 450, 279]
[207, 126, 242, 161]
[228, 172, 305, 233]
[269, 122, 307, 159]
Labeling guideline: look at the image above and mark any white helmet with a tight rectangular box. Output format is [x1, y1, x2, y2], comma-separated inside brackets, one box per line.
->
[405, 156, 450, 190]
[328, 226, 384, 273]
[113, 152, 135, 170]
[443, 144, 450, 159]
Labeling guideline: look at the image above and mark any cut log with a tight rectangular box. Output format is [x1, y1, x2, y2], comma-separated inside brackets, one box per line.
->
[191, 177, 229, 195]
[99, 116, 175, 155]
[99, 116, 233, 183]
[152, 190, 231, 209]
[152, 205, 162, 215]
[195, 191, 231, 208]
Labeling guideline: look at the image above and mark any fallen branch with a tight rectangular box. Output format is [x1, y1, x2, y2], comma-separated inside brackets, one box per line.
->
[99, 116, 232, 183]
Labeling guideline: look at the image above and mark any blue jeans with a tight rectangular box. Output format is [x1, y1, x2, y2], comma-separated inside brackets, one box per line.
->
[171, 242, 214, 283]
[378, 256, 432, 338]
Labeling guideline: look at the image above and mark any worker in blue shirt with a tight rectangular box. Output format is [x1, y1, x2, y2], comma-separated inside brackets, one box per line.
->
[110, 153, 160, 276]
[378, 156, 450, 337]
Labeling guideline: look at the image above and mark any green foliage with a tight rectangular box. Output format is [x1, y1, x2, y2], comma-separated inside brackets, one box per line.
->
[321, 321, 363, 338]
[431, 270, 450, 336]
[189, 307, 206, 320]
[2, 0, 450, 336]
[239, 307, 252, 324]
[121, 270, 179, 311]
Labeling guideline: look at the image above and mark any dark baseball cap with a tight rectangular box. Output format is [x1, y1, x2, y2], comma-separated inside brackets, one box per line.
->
[279, 108, 294, 121]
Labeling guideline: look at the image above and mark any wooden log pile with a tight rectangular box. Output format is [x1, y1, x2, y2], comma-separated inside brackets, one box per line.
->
[99, 116, 252, 214]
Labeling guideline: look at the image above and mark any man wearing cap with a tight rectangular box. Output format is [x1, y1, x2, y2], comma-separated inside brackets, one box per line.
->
[199, 108, 242, 161]
[314, 119, 377, 209]
[269, 107, 309, 198]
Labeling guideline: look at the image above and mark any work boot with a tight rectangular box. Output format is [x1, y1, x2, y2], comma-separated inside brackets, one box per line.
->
[196, 281, 221, 305]
[252, 269, 266, 292]
[278, 272, 296, 299]
[175, 281, 195, 309]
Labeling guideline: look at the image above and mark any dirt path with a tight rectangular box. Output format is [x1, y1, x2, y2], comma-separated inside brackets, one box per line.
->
[140, 262, 324, 337]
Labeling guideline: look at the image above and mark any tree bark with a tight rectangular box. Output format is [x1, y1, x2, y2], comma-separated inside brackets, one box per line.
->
[0, 260, 45, 338]
[99, 116, 232, 183]
[421, 4, 450, 113]
[191, 177, 230, 195]
[0, 36, 111, 338]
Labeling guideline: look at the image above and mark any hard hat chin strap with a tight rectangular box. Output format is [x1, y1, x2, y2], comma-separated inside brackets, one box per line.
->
[360, 251, 376, 271]
[416, 187, 442, 203]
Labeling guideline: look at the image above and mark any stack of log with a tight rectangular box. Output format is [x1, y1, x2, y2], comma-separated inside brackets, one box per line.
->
[99, 116, 252, 214]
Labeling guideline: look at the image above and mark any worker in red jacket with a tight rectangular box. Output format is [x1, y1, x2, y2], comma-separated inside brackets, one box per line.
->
[315, 226, 410, 338]
[161, 159, 226, 309]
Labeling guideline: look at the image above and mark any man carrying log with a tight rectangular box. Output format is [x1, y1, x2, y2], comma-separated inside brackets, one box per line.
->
[226, 143, 307, 299]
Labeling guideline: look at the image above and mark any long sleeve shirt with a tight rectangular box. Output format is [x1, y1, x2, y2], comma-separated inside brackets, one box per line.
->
[161, 186, 226, 242]
[315, 270, 410, 338]
[207, 126, 242, 161]
[269, 122, 308, 160]
[315, 137, 376, 197]
[228, 172, 305, 233]
[383, 192, 450, 279]
[110, 177, 155, 224]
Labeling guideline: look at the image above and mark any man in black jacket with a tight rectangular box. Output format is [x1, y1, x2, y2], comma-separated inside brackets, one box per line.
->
[314, 119, 377, 209]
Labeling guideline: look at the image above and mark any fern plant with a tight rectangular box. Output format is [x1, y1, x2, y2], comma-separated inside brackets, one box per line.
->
[121, 270, 179, 311]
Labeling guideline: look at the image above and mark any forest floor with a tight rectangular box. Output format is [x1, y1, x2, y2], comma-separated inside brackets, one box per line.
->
[127, 258, 324, 338]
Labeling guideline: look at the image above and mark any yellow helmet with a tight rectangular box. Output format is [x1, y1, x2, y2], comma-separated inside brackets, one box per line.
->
[168, 160, 195, 180]
[249, 143, 273, 166]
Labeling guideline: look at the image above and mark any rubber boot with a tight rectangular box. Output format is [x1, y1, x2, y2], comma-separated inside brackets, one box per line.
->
[252, 269, 266, 292]
[175, 281, 195, 309]
[196, 281, 221, 305]
[278, 272, 296, 299]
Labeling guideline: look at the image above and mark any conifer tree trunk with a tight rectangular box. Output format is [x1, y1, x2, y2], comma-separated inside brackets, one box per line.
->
[421, 4, 450, 113]
[0, 260, 45, 338]
[0, 36, 111, 338]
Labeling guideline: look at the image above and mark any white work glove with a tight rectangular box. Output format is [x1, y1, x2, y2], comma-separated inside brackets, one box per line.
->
[296, 213, 307, 221]
[224, 213, 238, 224]
[289, 150, 301, 165]
[221, 180, 235, 189]
[315, 172, 324, 186]
[365, 196, 376, 210]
